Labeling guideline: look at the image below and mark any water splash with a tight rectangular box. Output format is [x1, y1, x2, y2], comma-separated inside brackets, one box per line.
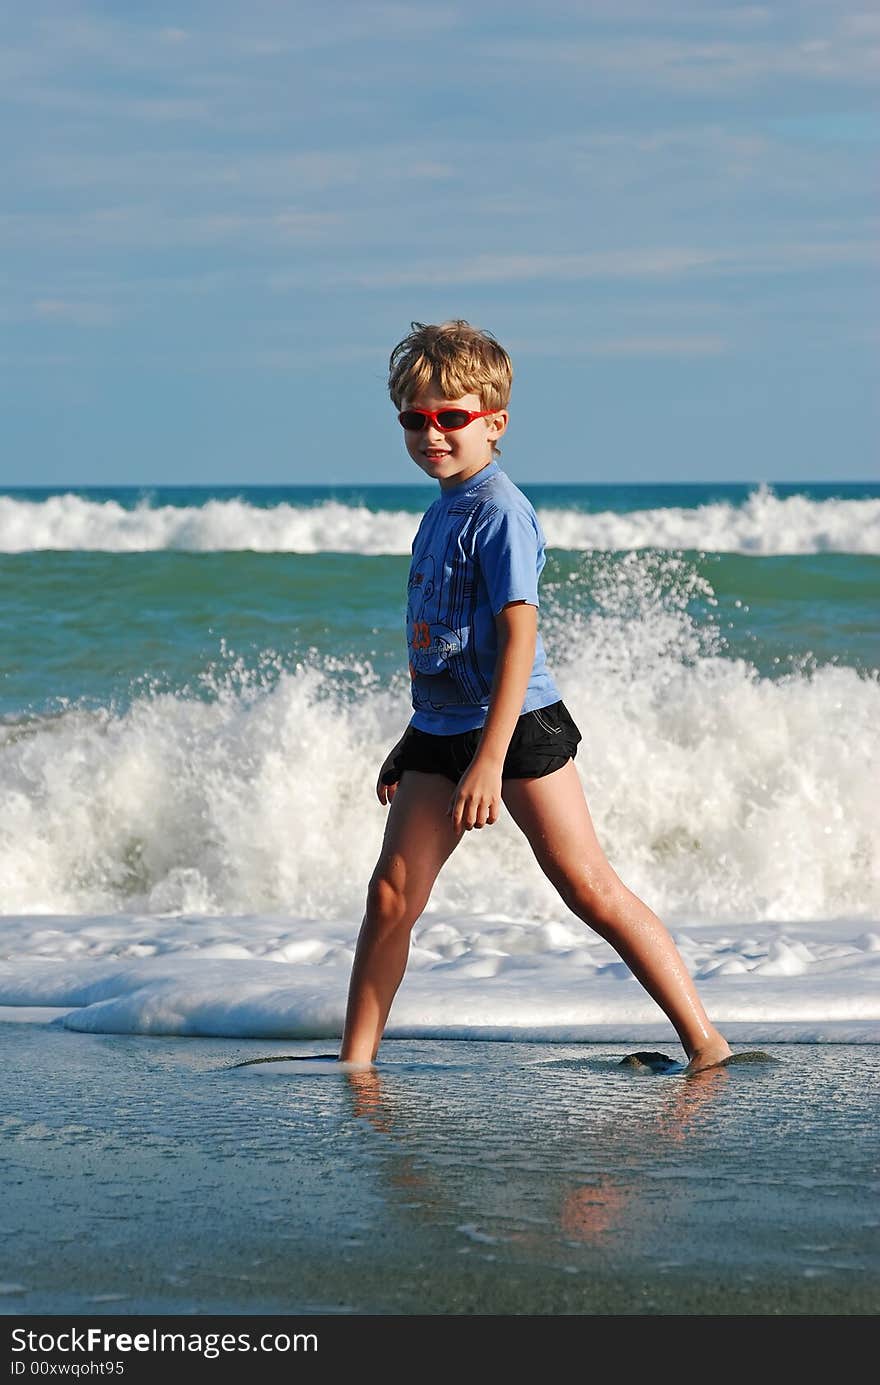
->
[1, 551, 877, 921]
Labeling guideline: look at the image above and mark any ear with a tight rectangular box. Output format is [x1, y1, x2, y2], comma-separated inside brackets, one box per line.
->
[487, 409, 509, 441]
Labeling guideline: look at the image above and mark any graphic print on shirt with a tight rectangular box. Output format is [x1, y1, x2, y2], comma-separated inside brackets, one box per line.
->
[407, 510, 490, 714]
[403, 465, 560, 733]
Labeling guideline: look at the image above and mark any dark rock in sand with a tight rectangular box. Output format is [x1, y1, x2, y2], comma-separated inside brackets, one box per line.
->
[619, 1050, 680, 1073]
[719, 1050, 777, 1066]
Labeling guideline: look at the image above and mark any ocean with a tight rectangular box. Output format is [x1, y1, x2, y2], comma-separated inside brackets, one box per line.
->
[1, 479, 878, 1044]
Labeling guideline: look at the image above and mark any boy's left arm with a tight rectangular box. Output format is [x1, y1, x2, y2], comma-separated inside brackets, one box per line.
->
[447, 600, 537, 833]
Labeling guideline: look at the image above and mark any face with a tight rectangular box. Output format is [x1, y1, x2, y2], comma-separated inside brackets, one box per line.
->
[399, 387, 508, 491]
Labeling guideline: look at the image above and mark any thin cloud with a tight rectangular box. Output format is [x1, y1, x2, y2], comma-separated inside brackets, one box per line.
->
[0, 206, 341, 250]
[15, 147, 455, 195]
[3, 83, 216, 124]
[842, 11, 880, 37]
[588, 334, 728, 357]
[5, 4, 461, 83]
[511, 334, 730, 359]
[342, 240, 879, 289]
[33, 299, 115, 326]
[489, 31, 880, 90]
[526, 2, 775, 23]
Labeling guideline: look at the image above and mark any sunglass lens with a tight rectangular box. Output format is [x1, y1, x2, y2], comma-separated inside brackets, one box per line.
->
[398, 411, 427, 430]
[436, 411, 471, 430]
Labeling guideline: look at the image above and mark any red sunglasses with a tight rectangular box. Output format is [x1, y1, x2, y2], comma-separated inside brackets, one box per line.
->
[397, 407, 496, 433]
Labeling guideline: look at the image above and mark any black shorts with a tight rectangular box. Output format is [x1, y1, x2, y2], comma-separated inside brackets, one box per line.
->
[381, 700, 582, 787]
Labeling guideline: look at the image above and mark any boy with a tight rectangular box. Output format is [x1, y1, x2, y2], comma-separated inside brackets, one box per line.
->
[339, 320, 731, 1074]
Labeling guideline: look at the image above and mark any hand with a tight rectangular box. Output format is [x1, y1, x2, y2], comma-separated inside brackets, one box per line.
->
[376, 742, 403, 805]
[447, 757, 503, 833]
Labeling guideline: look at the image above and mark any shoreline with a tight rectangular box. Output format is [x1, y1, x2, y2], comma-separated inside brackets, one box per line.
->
[2, 1027, 877, 1316]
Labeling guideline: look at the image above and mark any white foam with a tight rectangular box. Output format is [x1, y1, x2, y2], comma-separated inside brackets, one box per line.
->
[538, 484, 880, 555]
[0, 494, 415, 554]
[0, 914, 876, 1042]
[1, 484, 878, 553]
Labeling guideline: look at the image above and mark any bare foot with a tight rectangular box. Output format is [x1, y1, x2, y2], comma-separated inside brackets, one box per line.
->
[336, 1051, 377, 1070]
[684, 1034, 733, 1074]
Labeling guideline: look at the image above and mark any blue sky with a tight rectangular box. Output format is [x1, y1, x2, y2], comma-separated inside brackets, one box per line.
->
[2, 0, 878, 486]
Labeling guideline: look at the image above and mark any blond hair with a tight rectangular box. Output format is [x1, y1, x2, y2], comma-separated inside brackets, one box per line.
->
[388, 320, 512, 457]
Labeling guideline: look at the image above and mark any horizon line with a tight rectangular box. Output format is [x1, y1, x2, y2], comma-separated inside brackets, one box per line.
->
[2, 478, 877, 491]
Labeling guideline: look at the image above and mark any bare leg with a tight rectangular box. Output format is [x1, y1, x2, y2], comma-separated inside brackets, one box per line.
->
[340, 771, 461, 1065]
[502, 761, 732, 1072]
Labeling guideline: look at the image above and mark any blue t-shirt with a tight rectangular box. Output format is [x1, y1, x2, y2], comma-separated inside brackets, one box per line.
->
[406, 461, 561, 733]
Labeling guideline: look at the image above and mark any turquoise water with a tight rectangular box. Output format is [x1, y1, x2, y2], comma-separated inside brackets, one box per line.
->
[2, 481, 878, 719]
[2, 547, 878, 719]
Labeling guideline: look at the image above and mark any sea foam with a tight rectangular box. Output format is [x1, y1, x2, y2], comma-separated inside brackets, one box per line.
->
[1, 484, 878, 554]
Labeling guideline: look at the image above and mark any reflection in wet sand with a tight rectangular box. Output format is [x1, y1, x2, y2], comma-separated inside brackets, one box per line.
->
[342, 1056, 729, 1253]
[557, 1064, 728, 1245]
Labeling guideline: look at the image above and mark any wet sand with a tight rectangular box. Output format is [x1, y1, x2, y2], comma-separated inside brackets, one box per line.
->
[0, 1024, 877, 1315]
